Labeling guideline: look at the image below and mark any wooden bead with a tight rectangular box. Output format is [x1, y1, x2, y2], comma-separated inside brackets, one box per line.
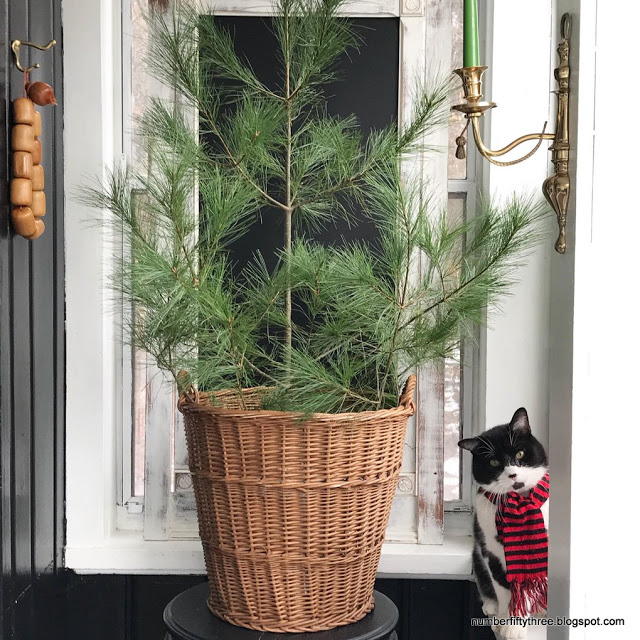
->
[31, 190, 46, 218]
[10, 178, 32, 206]
[33, 110, 42, 137]
[13, 98, 35, 124]
[13, 151, 33, 179]
[12, 124, 34, 152]
[12, 207, 36, 238]
[26, 219, 45, 241]
[26, 81, 57, 106]
[32, 165, 45, 191]
[32, 138, 42, 165]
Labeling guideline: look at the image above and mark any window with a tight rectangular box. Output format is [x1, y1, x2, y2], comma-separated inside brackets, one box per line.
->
[444, 0, 477, 509]
[119, 0, 474, 543]
[65, 0, 553, 577]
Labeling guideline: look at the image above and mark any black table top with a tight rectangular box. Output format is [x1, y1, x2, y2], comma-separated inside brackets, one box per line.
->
[164, 584, 399, 640]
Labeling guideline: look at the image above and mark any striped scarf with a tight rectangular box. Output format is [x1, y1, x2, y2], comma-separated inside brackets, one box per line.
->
[484, 472, 549, 617]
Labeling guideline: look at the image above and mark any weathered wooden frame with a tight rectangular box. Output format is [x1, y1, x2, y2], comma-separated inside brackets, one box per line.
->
[135, 0, 451, 546]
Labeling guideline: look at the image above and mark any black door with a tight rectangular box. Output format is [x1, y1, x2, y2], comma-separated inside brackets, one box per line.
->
[0, 0, 64, 637]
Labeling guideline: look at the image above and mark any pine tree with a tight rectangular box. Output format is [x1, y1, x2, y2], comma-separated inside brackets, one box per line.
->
[82, 0, 547, 413]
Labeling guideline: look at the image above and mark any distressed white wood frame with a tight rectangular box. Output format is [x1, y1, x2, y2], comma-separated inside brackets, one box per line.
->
[131, 0, 452, 545]
[446, 100, 481, 514]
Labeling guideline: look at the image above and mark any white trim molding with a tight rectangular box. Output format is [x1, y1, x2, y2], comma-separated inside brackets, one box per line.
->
[548, 2, 640, 637]
[66, 532, 473, 577]
[64, 0, 124, 557]
[205, 0, 403, 16]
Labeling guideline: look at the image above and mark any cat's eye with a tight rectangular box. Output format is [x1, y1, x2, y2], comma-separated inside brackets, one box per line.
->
[489, 459, 501, 467]
[515, 450, 525, 460]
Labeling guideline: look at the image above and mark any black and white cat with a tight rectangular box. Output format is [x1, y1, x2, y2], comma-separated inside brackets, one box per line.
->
[459, 408, 549, 640]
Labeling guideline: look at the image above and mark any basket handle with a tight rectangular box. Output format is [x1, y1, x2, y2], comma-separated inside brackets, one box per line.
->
[398, 375, 417, 414]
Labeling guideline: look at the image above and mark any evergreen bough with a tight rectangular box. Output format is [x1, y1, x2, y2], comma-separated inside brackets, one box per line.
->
[83, 0, 546, 413]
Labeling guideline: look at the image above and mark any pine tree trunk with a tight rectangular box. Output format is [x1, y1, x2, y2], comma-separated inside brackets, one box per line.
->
[284, 7, 293, 371]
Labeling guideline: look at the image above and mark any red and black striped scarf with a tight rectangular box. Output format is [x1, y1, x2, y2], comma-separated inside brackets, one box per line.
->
[483, 472, 549, 617]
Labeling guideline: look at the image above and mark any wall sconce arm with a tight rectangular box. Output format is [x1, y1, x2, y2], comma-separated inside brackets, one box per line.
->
[469, 117, 554, 167]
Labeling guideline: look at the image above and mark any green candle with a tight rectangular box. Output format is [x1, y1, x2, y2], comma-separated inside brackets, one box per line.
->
[463, 0, 480, 68]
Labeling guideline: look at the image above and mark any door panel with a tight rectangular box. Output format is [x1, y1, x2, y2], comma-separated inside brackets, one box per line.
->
[0, 0, 64, 637]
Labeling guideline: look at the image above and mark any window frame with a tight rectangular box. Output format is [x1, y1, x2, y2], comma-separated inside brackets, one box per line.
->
[445, 176, 479, 515]
[119, 0, 460, 546]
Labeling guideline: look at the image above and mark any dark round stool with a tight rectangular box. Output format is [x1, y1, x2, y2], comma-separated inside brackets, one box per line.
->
[164, 584, 399, 640]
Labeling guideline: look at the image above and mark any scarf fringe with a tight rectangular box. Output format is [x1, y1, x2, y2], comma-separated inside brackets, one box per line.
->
[509, 577, 548, 617]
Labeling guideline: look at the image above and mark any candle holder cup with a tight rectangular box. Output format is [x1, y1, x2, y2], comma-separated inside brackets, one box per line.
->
[452, 66, 495, 116]
[453, 14, 572, 254]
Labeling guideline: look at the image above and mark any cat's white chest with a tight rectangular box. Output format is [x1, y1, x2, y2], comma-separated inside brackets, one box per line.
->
[475, 494, 504, 563]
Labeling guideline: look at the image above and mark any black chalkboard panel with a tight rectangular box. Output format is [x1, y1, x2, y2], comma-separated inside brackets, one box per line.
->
[207, 16, 400, 275]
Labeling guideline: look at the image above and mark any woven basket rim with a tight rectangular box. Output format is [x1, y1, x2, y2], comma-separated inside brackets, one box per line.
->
[178, 374, 416, 420]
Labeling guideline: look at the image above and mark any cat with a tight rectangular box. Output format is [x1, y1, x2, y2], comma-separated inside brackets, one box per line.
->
[459, 408, 549, 640]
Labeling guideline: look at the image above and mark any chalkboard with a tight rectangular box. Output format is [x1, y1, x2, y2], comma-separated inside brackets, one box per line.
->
[206, 16, 400, 275]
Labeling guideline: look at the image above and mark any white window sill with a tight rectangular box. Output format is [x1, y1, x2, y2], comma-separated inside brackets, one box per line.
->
[378, 535, 473, 578]
[65, 532, 473, 577]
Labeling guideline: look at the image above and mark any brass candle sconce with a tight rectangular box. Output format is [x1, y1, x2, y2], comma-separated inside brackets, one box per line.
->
[453, 14, 571, 254]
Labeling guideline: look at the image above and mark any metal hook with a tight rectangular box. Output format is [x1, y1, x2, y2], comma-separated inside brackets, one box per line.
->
[11, 39, 56, 73]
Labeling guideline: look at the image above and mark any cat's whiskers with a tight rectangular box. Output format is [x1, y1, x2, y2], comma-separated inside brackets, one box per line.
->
[479, 478, 512, 521]
[505, 424, 515, 448]
[476, 435, 496, 454]
[494, 487, 508, 521]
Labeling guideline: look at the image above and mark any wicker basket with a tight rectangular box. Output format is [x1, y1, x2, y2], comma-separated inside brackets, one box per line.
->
[178, 375, 416, 633]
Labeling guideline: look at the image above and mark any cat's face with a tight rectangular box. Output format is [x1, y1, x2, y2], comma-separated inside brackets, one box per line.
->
[458, 408, 548, 495]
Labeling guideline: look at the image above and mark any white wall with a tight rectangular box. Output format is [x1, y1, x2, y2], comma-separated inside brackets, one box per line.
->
[482, 0, 555, 447]
[549, 1, 640, 638]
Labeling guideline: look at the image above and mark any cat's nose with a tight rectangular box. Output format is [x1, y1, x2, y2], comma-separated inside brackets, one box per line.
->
[508, 473, 517, 479]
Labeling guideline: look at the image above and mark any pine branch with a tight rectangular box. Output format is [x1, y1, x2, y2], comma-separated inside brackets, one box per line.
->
[398, 197, 546, 333]
[198, 102, 287, 211]
[377, 189, 414, 408]
[82, 0, 548, 412]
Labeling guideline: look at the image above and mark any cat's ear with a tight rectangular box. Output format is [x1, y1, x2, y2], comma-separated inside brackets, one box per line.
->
[458, 437, 479, 453]
[510, 407, 531, 434]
